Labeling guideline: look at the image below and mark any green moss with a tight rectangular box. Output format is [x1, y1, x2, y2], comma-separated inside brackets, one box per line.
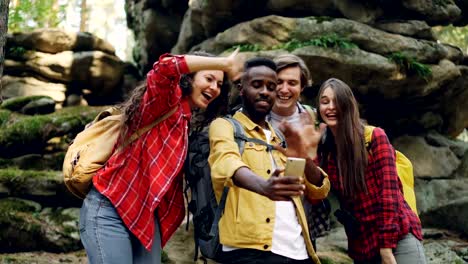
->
[7, 46, 27, 58]
[0, 198, 41, 213]
[228, 34, 357, 54]
[0, 106, 104, 150]
[273, 34, 357, 52]
[0, 109, 11, 126]
[0, 168, 60, 181]
[228, 43, 264, 52]
[44, 208, 75, 224]
[0, 114, 50, 145]
[319, 258, 336, 264]
[387, 52, 432, 80]
[1, 95, 53, 112]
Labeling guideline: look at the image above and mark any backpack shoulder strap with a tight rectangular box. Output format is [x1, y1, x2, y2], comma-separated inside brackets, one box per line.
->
[222, 116, 278, 154]
[119, 106, 178, 151]
[223, 116, 247, 154]
[272, 126, 286, 148]
[364, 125, 376, 149]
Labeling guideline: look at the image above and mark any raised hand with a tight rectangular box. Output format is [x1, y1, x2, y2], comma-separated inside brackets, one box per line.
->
[225, 47, 244, 81]
[274, 112, 326, 159]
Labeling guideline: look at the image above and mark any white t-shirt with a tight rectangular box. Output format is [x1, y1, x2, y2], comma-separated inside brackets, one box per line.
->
[223, 128, 308, 260]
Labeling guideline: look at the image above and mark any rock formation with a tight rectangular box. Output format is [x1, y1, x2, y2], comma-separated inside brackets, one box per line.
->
[1, 0, 468, 262]
[2, 29, 138, 107]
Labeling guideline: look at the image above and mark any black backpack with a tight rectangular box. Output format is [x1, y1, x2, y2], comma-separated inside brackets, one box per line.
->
[184, 116, 285, 262]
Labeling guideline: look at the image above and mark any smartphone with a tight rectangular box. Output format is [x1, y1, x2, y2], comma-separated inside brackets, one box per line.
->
[284, 157, 306, 177]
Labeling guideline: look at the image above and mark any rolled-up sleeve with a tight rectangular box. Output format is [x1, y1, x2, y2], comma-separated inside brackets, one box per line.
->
[208, 118, 249, 201]
[141, 54, 189, 126]
[304, 166, 330, 200]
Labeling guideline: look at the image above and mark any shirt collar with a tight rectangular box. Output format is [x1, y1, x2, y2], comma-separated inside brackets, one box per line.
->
[233, 111, 281, 142]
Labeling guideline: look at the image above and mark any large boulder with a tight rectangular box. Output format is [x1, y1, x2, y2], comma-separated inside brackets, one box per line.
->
[1, 95, 56, 115]
[6, 29, 116, 55]
[0, 168, 81, 207]
[393, 136, 461, 179]
[415, 177, 468, 236]
[171, 0, 468, 54]
[0, 75, 67, 104]
[125, 0, 188, 73]
[5, 50, 125, 97]
[0, 106, 104, 159]
[193, 15, 467, 137]
[0, 198, 81, 253]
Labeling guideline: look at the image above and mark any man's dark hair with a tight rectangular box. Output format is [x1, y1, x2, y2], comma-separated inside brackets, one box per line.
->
[244, 57, 276, 72]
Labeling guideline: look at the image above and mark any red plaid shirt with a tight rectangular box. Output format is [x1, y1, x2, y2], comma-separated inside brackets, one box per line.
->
[322, 127, 422, 261]
[93, 54, 191, 250]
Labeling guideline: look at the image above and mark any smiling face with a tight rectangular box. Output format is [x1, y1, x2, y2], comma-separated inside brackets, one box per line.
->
[188, 70, 224, 109]
[273, 66, 303, 116]
[241, 66, 277, 122]
[319, 86, 338, 131]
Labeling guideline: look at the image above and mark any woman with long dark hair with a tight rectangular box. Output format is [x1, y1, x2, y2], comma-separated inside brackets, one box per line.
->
[79, 50, 241, 263]
[316, 78, 426, 264]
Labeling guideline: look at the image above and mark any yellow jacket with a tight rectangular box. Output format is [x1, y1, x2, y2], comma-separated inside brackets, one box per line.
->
[208, 112, 330, 264]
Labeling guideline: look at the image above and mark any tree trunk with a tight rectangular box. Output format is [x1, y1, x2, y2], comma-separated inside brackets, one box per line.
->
[79, 0, 87, 32]
[0, 0, 10, 103]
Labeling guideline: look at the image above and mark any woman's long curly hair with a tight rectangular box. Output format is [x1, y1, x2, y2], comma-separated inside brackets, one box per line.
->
[317, 78, 368, 197]
[118, 51, 231, 141]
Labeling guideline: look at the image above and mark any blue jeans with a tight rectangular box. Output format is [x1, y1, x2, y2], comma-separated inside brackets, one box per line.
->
[354, 233, 427, 264]
[79, 187, 161, 264]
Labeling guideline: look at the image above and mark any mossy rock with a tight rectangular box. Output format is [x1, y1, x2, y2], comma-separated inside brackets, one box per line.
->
[0, 110, 11, 127]
[0, 250, 88, 263]
[0, 106, 105, 158]
[0, 153, 66, 171]
[0, 198, 81, 253]
[0, 168, 82, 208]
[0, 96, 54, 113]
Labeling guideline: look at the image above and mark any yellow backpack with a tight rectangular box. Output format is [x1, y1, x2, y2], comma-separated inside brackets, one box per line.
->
[63, 106, 177, 199]
[364, 126, 418, 215]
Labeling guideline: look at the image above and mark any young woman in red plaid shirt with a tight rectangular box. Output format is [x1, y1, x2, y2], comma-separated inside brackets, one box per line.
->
[79, 50, 242, 264]
[316, 78, 426, 264]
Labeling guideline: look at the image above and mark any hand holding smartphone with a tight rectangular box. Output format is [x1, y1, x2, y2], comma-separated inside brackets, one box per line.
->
[284, 157, 306, 177]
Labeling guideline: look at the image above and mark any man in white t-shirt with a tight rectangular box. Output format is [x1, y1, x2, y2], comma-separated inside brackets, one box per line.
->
[268, 54, 332, 250]
[208, 57, 330, 264]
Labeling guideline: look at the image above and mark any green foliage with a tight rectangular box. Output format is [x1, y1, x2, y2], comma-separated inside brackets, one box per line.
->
[0, 197, 41, 213]
[0, 109, 11, 127]
[433, 25, 468, 53]
[8, 0, 67, 33]
[228, 43, 264, 52]
[0, 168, 59, 181]
[7, 46, 27, 57]
[388, 52, 432, 80]
[274, 35, 357, 52]
[228, 34, 357, 53]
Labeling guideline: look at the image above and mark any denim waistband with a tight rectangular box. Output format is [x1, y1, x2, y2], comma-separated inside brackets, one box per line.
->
[86, 186, 108, 201]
